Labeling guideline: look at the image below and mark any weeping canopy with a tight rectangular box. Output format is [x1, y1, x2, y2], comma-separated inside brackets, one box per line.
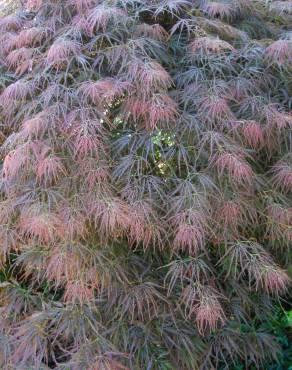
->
[0, 0, 291, 369]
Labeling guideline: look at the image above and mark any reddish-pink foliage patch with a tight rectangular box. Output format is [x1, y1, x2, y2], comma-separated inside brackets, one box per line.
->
[15, 27, 48, 48]
[123, 94, 178, 130]
[215, 152, 253, 185]
[88, 197, 131, 240]
[80, 78, 131, 105]
[6, 47, 33, 75]
[46, 39, 81, 65]
[0, 80, 33, 106]
[0, 15, 23, 31]
[26, 0, 43, 11]
[134, 23, 169, 41]
[88, 5, 126, 33]
[19, 205, 62, 243]
[266, 40, 292, 65]
[190, 37, 234, 54]
[242, 121, 264, 148]
[64, 280, 95, 304]
[202, 1, 234, 20]
[171, 210, 206, 255]
[271, 161, 292, 192]
[256, 267, 290, 295]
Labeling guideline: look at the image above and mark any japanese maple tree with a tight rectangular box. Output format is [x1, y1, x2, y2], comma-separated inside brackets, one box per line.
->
[0, 0, 291, 369]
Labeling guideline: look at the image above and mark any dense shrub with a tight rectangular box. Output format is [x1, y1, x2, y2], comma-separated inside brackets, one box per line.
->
[0, 0, 291, 369]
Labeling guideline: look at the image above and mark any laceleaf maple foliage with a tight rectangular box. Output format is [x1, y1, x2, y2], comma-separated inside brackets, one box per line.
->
[0, 0, 291, 369]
